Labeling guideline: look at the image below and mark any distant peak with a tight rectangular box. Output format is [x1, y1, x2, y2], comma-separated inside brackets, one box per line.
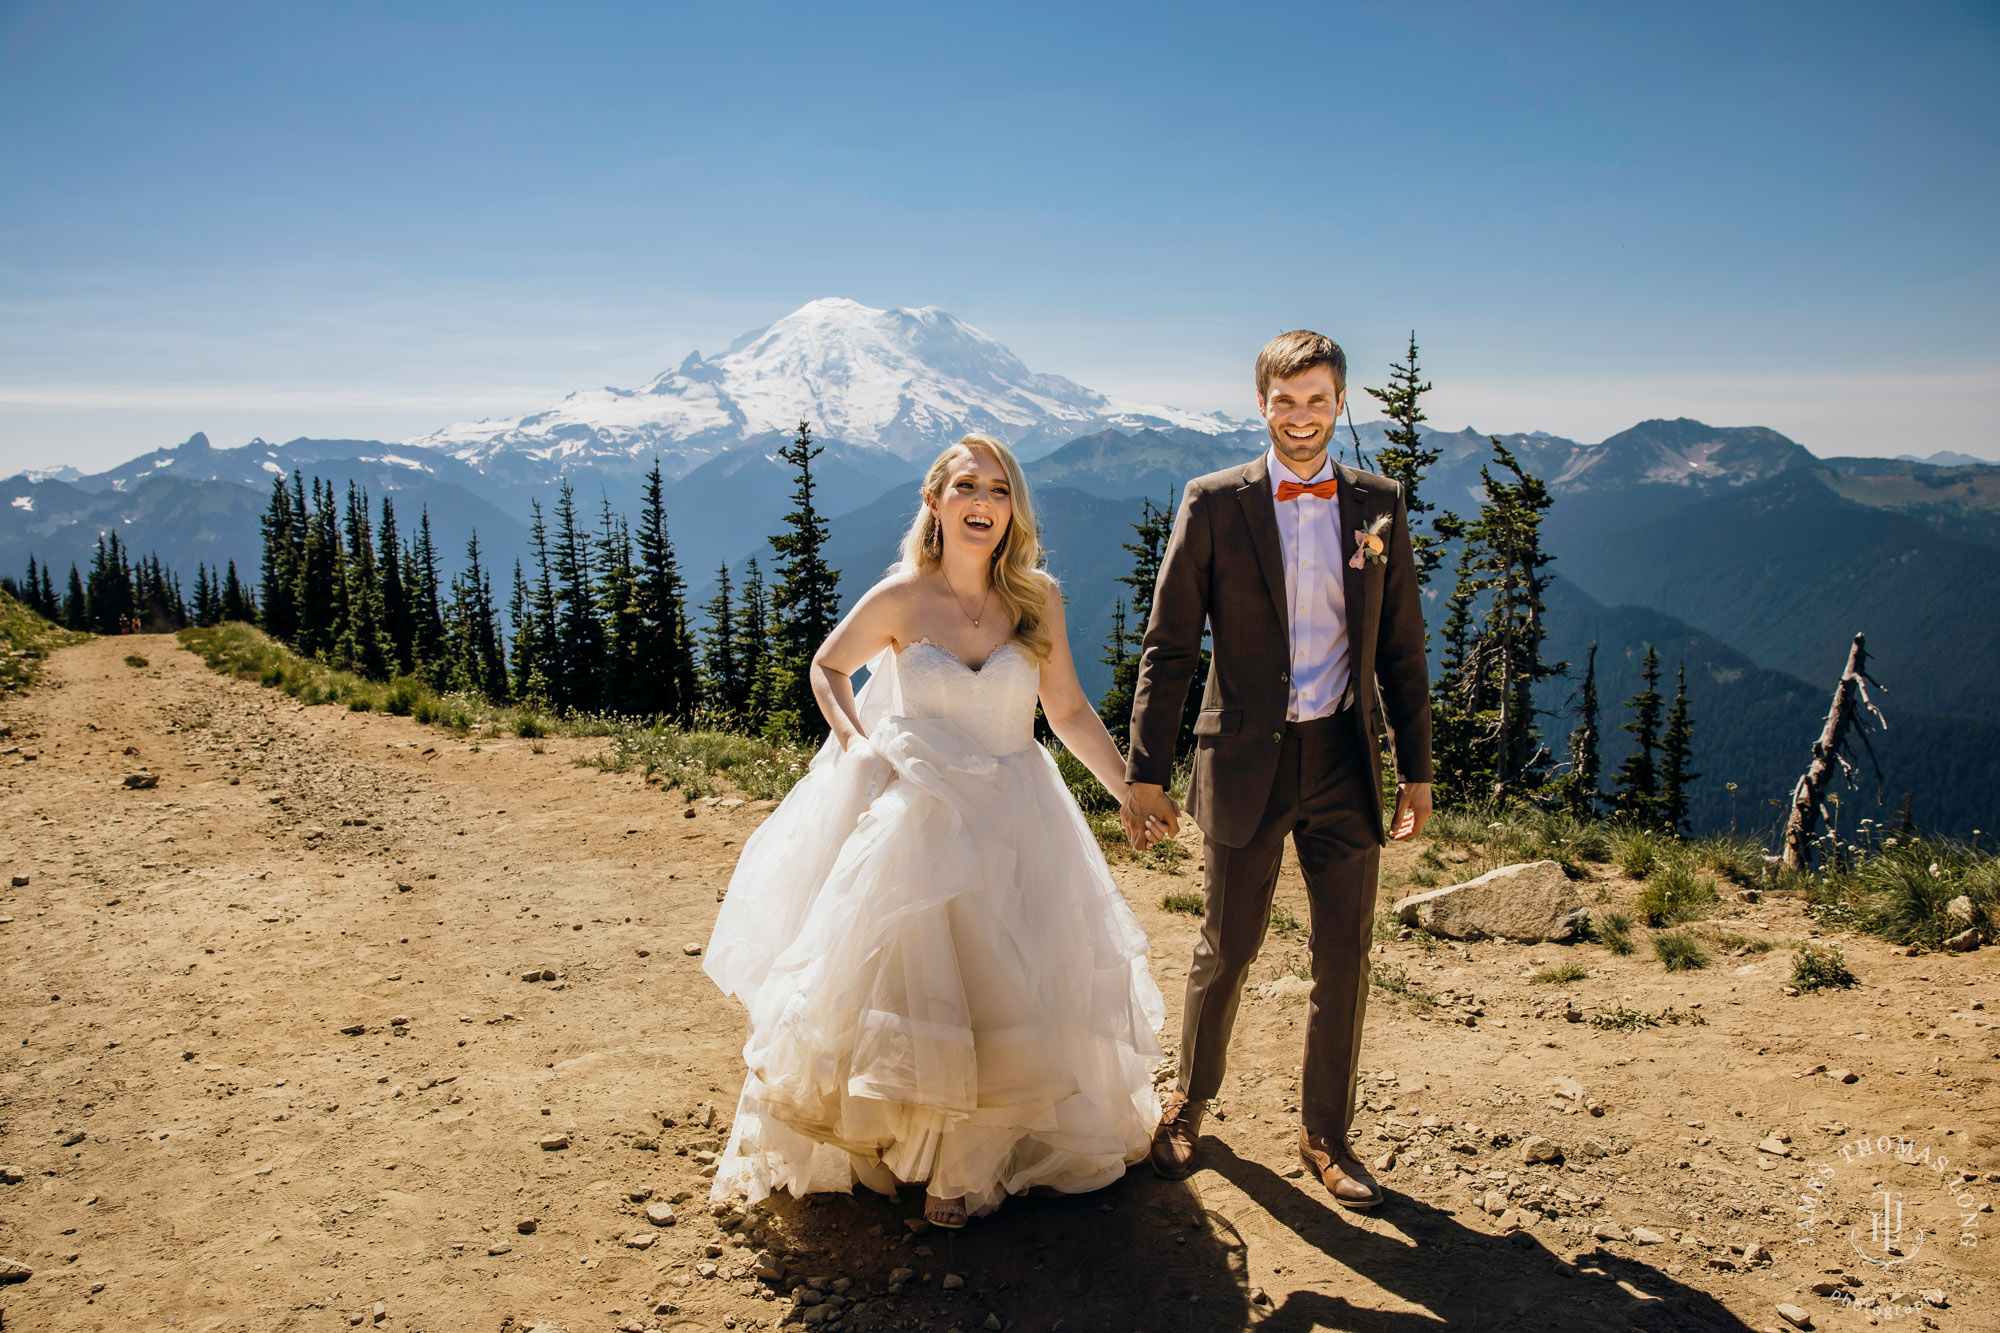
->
[180, 431, 212, 451]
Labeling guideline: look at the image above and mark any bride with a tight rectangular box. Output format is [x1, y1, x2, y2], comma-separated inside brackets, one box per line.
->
[704, 433, 1166, 1228]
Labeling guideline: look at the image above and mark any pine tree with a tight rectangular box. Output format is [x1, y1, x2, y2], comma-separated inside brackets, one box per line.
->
[220, 560, 255, 623]
[699, 563, 743, 719]
[1468, 441, 1562, 799]
[378, 496, 413, 676]
[507, 561, 548, 706]
[766, 421, 843, 741]
[406, 508, 447, 678]
[62, 564, 87, 630]
[1429, 533, 1489, 805]
[193, 562, 220, 627]
[1658, 661, 1699, 834]
[86, 532, 135, 634]
[444, 532, 509, 701]
[258, 477, 300, 642]
[1096, 597, 1133, 731]
[1614, 644, 1664, 826]
[548, 480, 605, 715]
[1364, 332, 1445, 585]
[37, 562, 56, 620]
[337, 482, 392, 679]
[594, 499, 642, 716]
[738, 556, 774, 726]
[292, 479, 343, 657]
[1551, 642, 1601, 817]
[633, 460, 697, 721]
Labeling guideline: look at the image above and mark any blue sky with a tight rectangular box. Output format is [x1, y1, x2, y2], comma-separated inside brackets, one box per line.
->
[2, 0, 1995, 472]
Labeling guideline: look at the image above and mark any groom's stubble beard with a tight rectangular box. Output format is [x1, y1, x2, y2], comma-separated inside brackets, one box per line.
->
[1266, 418, 1332, 476]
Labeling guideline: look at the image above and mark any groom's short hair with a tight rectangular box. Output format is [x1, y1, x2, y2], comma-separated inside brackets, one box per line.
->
[1256, 330, 1347, 399]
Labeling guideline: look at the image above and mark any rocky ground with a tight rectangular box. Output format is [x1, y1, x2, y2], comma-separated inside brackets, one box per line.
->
[0, 633, 1995, 1333]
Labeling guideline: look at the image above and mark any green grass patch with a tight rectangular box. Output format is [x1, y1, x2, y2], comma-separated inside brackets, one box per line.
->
[1652, 928, 1711, 972]
[123, 652, 149, 668]
[1791, 941, 1858, 992]
[1370, 963, 1438, 1014]
[1590, 907, 1638, 956]
[1162, 892, 1204, 915]
[1, 588, 89, 696]
[1587, 1003, 1707, 1032]
[1615, 826, 1662, 880]
[1529, 961, 1589, 985]
[1634, 863, 1719, 926]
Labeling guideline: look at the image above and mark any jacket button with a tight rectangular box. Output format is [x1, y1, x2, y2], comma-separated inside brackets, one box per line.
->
[1272, 731, 1283, 742]
[1279, 672, 1289, 683]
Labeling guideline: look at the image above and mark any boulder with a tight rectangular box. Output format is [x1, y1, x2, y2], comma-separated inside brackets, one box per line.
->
[1392, 862, 1587, 942]
[1946, 895, 1975, 926]
[1945, 927, 1981, 952]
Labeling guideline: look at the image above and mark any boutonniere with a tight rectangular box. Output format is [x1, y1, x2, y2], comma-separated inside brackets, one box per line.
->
[1350, 513, 1391, 569]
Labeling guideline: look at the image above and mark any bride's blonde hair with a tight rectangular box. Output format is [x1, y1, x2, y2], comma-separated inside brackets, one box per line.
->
[899, 434, 1054, 662]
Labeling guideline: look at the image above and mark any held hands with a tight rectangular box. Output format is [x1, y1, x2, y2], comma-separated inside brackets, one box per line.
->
[1390, 781, 1433, 841]
[1121, 781, 1181, 852]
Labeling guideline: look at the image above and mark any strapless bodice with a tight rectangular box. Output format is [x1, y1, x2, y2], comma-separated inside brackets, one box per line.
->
[894, 639, 1038, 757]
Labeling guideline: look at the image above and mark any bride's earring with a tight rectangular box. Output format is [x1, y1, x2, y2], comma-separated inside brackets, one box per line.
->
[927, 511, 942, 555]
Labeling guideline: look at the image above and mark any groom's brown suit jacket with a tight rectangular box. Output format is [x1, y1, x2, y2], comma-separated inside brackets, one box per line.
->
[1126, 453, 1433, 847]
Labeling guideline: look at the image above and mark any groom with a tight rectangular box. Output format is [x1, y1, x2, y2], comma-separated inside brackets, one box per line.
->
[1123, 329, 1433, 1208]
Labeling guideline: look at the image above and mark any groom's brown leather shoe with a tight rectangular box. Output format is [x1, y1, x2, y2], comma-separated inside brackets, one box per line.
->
[1150, 1090, 1204, 1179]
[1300, 1128, 1383, 1209]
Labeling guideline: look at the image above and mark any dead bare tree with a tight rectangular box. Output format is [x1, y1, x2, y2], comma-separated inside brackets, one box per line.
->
[1782, 632, 1887, 871]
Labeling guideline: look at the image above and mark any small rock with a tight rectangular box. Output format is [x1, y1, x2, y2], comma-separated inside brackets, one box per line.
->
[373, 1302, 388, 1325]
[753, 1254, 786, 1281]
[1256, 975, 1312, 1002]
[645, 1202, 676, 1226]
[389, 1015, 410, 1028]
[942, 1272, 966, 1290]
[1482, 1189, 1508, 1215]
[1808, 1280, 1844, 1296]
[1827, 1068, 1859, 1084]
[1919, 1289, 1948, 1308]
[0, 1167, 23, 1185]
[903, 1217, 931, 1235]
[1946, 895, 1976, 926]
[1782, 985, 1801, 996]
[1495, 1208, 1529, 1232]
[1520, 1135, 1562, 1164]
[539, 1134, 571, 1151]
[1945, 927, 1980, 952]
[0, 1255, 32, 1284]
[122, 771, 158, 789]
[487, 1240, 512, 1255]
[624, 1232, 656, 1249]
[339, 1023, 365, 1036]
[683, 942, 703, 955]
[58, 1129, 84, 1147]
[1576, 1137, 1610, 1159]
[984, 1315, 1003, 1331]
[1630, 1227, 1667, 1245]
[8, 875, 26, 887]
[1372, 1150, 1397, 1172]
[1590, 1221, 1628, 1242]
[516, 1217, 538, 1234]
[1757, 1136, 1791, 1157]
[1775, 1302, 1812, 1330]
[1742, 1242, 1766, 1263]
[695, 1261, 718, 1278]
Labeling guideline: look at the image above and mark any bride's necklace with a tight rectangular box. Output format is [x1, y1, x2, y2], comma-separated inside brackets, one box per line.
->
[940, 566, 991, 630]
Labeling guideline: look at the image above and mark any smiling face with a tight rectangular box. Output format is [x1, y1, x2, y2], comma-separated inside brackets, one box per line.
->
[1259, 364, 1345, 475]
[927, 445, 1014, 557]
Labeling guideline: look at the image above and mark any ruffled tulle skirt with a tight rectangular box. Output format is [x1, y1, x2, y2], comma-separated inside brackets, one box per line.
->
[703, 714, 1163, 1216]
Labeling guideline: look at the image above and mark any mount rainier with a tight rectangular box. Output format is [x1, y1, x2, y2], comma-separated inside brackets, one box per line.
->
[407, 297, 1248, 484]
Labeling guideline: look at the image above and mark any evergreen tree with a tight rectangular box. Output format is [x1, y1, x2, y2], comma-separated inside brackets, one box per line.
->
[258, 475, 301, 643]
[86, 532, 135, 634]
[1429, 533, 1489, 805]
[765, 421, 843, 740]
[633, 460, 697, 721]
[62, 564, 87, 630]
[406, 508, 447, 677]
[37, 561, 56, 620]
[1467, 441, 1561, 799]
[1614, 644, 1664, 826]
[548, 480, 604, 714]
[738, 556, 773, 726]
[444, 532, 509, 701]
[507, 561, 549, 706]
[1100, 493, 1208, 757]
[1096, 597, 1133, 731]
[1551, 641, 1601, 817]
[193, 562, 220, 627]
[337, 482, 392, 678]
[220, 560, 254, 623]
[1658, 661, 1699, 834]
[594, 499, 643, 716]
[699, 563, 743, 718]
[293, 479, 344, 657]
[378, 496, 414, 676]
[1364, 332, 1445, 585]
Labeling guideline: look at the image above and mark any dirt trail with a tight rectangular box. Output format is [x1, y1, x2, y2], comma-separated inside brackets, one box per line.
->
[0, 633, 1993, 1333]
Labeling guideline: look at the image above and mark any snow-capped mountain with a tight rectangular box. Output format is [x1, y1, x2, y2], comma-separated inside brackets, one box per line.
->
[407, 297, 1247, 479]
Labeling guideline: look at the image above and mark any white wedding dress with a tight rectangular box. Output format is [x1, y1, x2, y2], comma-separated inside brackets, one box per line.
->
[704, 638, 1164, 1217]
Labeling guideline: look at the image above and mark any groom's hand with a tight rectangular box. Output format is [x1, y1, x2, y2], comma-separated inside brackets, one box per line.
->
[1123, 782, 1180, 850]
[1390, 782, 1433, 841]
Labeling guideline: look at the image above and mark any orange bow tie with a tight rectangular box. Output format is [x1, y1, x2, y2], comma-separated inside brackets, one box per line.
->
[1276, 478, 1338, 502]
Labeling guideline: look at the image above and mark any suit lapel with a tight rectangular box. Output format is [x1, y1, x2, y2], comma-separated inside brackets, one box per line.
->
[1335, 461, 1371, 637]
[1234, 456, 1291, 634]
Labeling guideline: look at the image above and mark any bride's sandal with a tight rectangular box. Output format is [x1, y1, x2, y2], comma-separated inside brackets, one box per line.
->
[923, 1192, 968, 1230]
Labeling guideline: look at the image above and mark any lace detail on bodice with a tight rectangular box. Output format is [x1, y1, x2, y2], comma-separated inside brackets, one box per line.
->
[894, 639, 1039, 757]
